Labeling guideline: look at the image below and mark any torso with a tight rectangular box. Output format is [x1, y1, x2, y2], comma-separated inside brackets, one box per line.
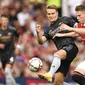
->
[0, 26, 18, 52]
[43, 16, 77, 49]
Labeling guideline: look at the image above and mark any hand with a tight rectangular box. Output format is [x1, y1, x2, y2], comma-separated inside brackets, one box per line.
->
[36, 22, 41, 33]
[60, 24, 71, 31]
[0, 44, 5, 49]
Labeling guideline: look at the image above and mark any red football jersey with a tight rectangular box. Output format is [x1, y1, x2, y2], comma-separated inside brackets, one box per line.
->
[78, 23, 85, 45]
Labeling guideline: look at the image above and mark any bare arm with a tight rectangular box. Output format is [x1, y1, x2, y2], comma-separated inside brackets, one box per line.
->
[53, 32, 79, 38]
[36, 23, 47, 45]
[69, 27, 85, 35]
[60, 24, 85, 35]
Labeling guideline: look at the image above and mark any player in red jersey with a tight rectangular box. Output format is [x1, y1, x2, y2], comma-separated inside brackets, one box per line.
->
[54, 4, 85, 85]
[77, 23, 85, 45]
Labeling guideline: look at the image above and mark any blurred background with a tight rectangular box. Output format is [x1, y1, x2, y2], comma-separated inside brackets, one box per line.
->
[0, 0, 85, 85]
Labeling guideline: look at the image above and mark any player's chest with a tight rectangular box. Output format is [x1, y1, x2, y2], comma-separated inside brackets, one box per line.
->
[78, 24, 85, 40]
[48, 23, 61, 34]
[0, 30, 13, 42]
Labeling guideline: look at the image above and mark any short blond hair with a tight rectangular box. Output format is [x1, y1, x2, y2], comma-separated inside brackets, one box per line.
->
[46, 5, 58, 11]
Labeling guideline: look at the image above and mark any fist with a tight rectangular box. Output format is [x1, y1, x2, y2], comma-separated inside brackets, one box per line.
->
[36, 23, 41, 33]
[60, 24, 70, 30]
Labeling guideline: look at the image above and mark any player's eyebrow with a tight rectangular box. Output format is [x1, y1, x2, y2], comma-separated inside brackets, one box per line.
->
[47, 13, 55, 15]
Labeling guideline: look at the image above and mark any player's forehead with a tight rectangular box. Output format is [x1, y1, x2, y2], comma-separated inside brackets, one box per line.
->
[1, 17, 8, 20]
[46, 8, 56, 13]
[1, 15, 9, 19]
[76, 11, 85, 16]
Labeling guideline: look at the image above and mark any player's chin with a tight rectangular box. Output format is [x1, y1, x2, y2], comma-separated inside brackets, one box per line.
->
[50, 20, 55, 23]
[50, 19, 56, 23]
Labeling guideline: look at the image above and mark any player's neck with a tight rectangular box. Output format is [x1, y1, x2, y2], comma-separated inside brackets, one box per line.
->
[51, 20, 57, 25]
[1, 25, 8, 30]
[51, 18, 58, 25]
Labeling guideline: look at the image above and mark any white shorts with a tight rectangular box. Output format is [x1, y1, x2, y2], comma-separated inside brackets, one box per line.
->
[76, 60, 85, 71]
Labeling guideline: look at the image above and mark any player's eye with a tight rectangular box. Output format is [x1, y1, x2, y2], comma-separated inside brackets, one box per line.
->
[47, 13, 51, 15]
[52, 13, 55, 15]
[47, 13, 55, 15]
[77, 15, 80, 17]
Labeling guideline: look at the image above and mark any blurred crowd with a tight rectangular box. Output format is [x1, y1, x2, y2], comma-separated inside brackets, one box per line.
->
[0, 0, 85, 79]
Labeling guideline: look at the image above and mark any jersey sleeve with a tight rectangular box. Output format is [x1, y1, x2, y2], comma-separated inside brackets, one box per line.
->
[9, 26, 19, 38]
[43, 29, 50, 40]
[13, 29, 19, 38]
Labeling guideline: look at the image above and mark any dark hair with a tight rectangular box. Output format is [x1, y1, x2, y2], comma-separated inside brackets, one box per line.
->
[46, 5, 58, 11]
[75, 4, 85, 11]
[1, 15, 9, 19]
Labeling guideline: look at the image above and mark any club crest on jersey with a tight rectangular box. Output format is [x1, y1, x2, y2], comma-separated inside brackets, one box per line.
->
[0, 34, 2, 37]
[8, 32, 12, 36]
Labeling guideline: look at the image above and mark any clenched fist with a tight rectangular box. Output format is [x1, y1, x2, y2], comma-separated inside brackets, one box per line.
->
[60, 24, 71, 31]
[36, 23, 41, 33]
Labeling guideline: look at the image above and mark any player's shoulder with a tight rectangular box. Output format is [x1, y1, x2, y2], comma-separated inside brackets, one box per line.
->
[8, 26, 17, 31]
[60, 16, 72, 20]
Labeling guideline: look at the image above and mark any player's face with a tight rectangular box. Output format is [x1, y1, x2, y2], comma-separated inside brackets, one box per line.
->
[46, 9, 58, 23]
[1, 17, 9, 27]
[76, 11, 85, 24]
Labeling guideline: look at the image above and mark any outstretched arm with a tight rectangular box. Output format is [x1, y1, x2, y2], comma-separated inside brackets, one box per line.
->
[60, 24, 85, 35]
[36, 23, 47, 45]
[53, 32, 79, 38]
